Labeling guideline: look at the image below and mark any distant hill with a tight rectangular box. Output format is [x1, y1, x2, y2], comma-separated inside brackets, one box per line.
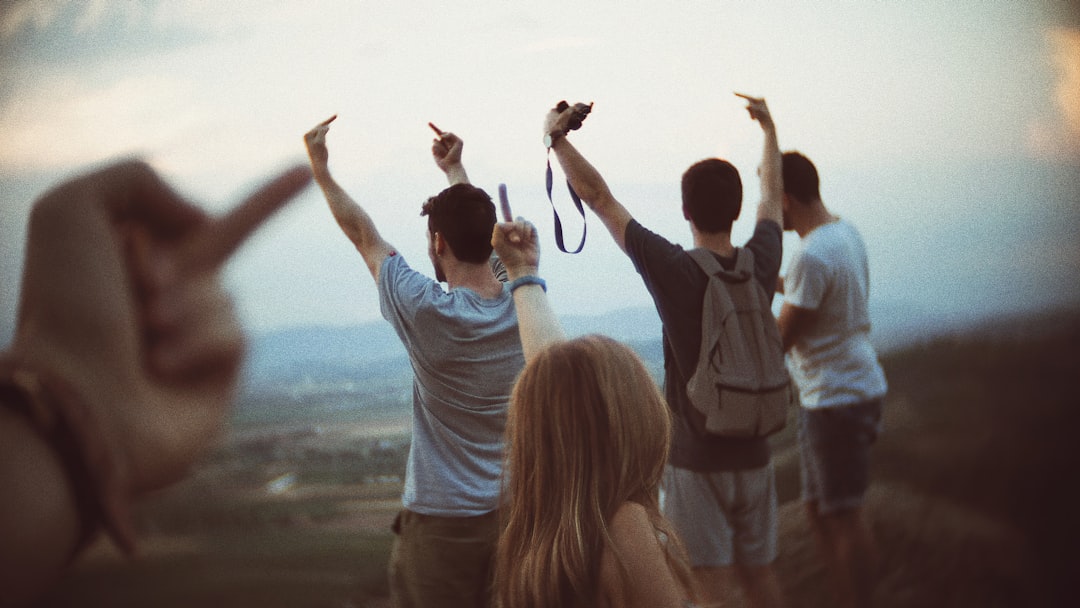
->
[241, 301, 958, 396]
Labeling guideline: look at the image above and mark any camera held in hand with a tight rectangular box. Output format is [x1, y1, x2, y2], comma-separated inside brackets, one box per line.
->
[555, 100, 593, 132]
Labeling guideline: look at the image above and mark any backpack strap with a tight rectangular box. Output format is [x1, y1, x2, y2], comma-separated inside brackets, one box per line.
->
[686, 248, 754, 284]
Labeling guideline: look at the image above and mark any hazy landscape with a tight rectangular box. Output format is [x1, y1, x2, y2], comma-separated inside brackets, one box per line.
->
[29, 305, 1080, 607]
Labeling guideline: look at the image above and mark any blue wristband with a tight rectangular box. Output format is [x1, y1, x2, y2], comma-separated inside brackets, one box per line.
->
[508, 275, 546, 293]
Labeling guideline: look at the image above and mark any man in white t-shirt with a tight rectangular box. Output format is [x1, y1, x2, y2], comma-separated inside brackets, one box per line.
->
[776, 151, 887, 608]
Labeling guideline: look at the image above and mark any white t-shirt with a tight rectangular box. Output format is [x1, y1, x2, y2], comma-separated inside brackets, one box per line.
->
[785, 219, 887, 408]
[379, 253, 524, 516]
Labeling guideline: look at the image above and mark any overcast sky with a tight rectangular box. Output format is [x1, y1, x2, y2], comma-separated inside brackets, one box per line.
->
[2, 1, 1078, 342]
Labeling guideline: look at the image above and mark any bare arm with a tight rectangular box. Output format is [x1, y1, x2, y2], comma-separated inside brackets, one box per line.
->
[600, 502, 695, 607]
[304, 116, 395, 282]
[777, 301, 818, 351]
[544, 107, 634, 253]
[736, 93, 783, 227]
[491, 219, 565, 361]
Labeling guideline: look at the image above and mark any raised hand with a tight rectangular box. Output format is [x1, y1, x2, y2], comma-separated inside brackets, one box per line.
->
[735, 92, 774, 130]
[429, 122, 469, 185]
[304, 115, 337, 170]
[491, 218, 540, 280]
[13, 161, 312, 497]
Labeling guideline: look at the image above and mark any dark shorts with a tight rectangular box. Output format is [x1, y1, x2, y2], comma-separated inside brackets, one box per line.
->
[388, 508, 499, 608]
[798, 399, 883, 515]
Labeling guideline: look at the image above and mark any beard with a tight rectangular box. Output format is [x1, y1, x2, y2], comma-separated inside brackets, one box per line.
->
[431, 258, 446, 283]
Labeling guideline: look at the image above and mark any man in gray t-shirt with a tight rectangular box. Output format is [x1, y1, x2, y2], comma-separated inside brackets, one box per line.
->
[304, 116, 523, 608]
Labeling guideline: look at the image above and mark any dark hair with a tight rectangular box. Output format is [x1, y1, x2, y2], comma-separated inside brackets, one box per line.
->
[781, 152, 820, 204]
[420, 183, 496, 264]
[680, 159, 742, 234]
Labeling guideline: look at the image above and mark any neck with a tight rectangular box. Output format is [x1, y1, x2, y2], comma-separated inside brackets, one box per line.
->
[444, 261, 504, 299]
[692, 229, 735, 257]
[795, 200, 837, 238]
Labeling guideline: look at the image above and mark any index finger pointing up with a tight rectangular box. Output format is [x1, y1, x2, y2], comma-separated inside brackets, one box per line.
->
[179, 165, 313, 274]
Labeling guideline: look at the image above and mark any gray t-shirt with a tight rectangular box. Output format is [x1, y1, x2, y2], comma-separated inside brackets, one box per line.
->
[379, 253, 524, 516]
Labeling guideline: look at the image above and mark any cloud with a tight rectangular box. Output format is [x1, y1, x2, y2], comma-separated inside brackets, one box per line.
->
[0, 74, 199, 172]
[1050, 29, 1080, 136]
[1029, 27, 1080, 160]
[520, 36, 598, 54]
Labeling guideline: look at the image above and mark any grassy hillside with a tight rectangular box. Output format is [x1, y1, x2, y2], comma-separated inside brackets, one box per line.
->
[767, 309, 1080, 607]
[34, 310, 1080, 607]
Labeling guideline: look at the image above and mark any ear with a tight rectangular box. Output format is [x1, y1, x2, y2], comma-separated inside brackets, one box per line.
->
[433, 231, 446, 256]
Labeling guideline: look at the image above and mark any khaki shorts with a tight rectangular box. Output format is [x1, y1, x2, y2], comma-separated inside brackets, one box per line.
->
[661, 463, 778, 568]
[388, 508, 499, 608]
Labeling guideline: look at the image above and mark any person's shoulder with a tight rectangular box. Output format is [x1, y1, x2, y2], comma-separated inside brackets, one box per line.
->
[610, 501, 653, 542]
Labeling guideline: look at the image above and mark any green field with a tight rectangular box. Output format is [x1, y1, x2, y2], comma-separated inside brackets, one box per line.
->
[34, 310, 1080, 607]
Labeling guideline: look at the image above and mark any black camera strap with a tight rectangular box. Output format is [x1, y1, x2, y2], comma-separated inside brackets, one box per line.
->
[545, 149, 587, 254]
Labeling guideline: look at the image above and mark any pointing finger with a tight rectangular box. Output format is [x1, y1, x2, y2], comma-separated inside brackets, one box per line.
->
[498, 184, 513, 222]
[428, 122, 444, 137]
[733, 92, 762, 103]
[179, 164, 312, 274]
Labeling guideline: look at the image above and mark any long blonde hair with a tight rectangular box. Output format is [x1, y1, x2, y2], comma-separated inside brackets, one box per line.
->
[494, 335, 695, 607]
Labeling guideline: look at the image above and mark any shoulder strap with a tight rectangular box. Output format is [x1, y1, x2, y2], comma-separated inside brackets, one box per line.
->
[686, 248, 753, 283]
[545, 150, 587, 254]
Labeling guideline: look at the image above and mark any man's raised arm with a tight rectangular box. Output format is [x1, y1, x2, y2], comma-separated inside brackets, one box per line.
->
[544, 105, 634, 253]
[304, 115, 395, 282]
[736, 93, 783, 227]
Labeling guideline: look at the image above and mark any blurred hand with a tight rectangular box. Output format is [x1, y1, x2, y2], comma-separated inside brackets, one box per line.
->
[304, 115, 337, 171]
[12, 160, 311, 495]
[491, 218, 540, 280]
[736, 93, 774, 130]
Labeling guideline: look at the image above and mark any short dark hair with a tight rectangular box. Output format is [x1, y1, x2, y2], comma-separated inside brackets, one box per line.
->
[420, 183, 496, 264]
[681, 159, 743, 233]
[781, 152, 820, 204]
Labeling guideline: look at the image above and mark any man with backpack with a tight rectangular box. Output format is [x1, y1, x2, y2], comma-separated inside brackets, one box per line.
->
[544, 94, 789, 607]
[777, 151, 887, 608]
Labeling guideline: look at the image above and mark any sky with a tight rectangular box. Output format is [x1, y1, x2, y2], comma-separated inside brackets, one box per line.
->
[2, 0, 1079, 345]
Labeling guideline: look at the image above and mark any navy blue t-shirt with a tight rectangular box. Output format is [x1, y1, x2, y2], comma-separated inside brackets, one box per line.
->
[624, 219, 783, 471]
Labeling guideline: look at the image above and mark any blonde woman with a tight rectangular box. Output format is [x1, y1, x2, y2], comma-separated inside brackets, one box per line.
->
[491, 217, 700, 608]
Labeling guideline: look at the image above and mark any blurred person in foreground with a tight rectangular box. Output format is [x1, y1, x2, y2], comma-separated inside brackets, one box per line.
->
[490, 214, 700, 608]
[304, 116, 524, 608]
[543, 94, 787, 607]
[0, 160, 312, 607]
[777, 151, 887, 608]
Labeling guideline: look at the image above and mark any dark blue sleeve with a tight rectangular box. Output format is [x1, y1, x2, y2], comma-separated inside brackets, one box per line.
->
[746, 220, 783, 301]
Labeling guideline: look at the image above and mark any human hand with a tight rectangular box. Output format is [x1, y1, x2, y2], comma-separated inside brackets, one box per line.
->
[430, 124, 464, 175]
[735, 93, 773, 130]
[304, 115, 337, 171]
[12, 160, 311, 496]
[491, 218, 540, 280]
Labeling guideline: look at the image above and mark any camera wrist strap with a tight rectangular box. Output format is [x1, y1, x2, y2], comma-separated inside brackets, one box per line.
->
[545, 149, 587, 254]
